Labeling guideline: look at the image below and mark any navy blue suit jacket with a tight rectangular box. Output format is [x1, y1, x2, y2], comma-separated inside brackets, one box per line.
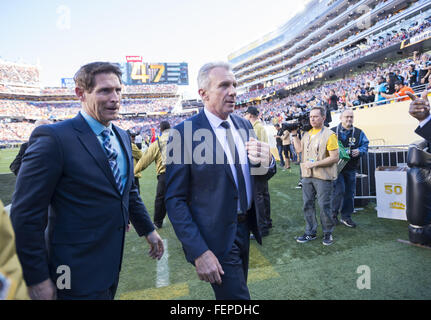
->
[11, 113, 155, 296]
[415, 118, 431, 143]
[165, 110, 276, 265]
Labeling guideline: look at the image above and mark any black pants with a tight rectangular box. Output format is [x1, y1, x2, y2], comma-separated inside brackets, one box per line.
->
[154, 173, 167, 226]
[255, 175, 271, 235]
[135, 177, 140, 195]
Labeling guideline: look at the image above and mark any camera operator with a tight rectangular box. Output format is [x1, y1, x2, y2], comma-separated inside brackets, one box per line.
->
[291, 107, 339, 246]
[331, 109, 369, 228]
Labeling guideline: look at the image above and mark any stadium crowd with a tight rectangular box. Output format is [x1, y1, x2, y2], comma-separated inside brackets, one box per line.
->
[237, 10, 431, 102]
[0, 61, 40, 86]
[234, 51, 430, 124]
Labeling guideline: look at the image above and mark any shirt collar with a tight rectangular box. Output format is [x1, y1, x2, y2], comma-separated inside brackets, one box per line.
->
[80, 109, 113, 136]
[204, 107, 234, 130]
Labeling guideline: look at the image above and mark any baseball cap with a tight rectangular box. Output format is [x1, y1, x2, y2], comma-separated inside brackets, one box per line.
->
[245, 106, 259, 116]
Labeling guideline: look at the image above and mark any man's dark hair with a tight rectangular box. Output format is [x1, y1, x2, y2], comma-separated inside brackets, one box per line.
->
[394, 80, 403, 86]
[310, 106, 326, 117]
[160, 121, 171, 132]
[74, 62, 122, 92]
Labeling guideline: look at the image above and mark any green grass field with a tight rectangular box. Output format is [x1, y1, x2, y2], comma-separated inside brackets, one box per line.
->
[1, 148, 431, 300]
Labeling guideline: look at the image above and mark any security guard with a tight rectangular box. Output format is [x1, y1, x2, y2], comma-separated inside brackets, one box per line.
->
[134, 121, 171, 229]
[244, 106, 272, 237]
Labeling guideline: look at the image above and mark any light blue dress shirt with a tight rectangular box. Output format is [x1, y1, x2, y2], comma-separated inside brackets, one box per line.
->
[80, 110, 128, 192]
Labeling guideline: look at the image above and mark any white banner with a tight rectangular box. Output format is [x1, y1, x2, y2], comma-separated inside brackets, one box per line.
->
[375, 170, 407, 221]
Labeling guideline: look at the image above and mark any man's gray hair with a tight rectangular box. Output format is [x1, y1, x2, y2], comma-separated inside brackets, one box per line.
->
[197, 61, 232, 90]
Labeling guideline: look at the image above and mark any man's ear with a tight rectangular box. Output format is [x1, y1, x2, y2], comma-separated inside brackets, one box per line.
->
[198, 88, 207, 102]
[75, 87, 85, 102]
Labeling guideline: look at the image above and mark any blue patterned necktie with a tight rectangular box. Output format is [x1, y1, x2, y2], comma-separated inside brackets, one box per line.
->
[100, 128, 123, 193]
[220, 121, 248, 213]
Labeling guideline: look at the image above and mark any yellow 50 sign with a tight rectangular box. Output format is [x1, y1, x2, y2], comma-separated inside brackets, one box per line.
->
[384, 184, 403, 195]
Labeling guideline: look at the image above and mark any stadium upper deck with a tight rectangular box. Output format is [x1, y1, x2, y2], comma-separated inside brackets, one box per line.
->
[229, 0, 431, 92]
[0, 60, 179, 100]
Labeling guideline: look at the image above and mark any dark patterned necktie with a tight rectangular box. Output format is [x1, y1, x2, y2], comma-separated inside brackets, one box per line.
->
[101, 129, 123, 193]
[220, 121, 248, 213]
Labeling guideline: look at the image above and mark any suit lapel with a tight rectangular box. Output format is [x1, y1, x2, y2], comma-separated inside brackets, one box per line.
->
[72, 114, 121, 194]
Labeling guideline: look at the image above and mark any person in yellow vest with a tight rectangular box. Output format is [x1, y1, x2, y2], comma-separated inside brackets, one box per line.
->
[134, 121, 170, 229]
[0, 200, 29, 300]
[291, 106, 339, 246]
[128, 130, 144, 195]
[244, 106, 272, 238]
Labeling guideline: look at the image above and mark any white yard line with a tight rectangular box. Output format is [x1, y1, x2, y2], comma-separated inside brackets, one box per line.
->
[156, 239, 169, 288]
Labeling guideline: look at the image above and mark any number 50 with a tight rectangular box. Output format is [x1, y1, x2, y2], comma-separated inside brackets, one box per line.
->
[384, 184, 402, 195]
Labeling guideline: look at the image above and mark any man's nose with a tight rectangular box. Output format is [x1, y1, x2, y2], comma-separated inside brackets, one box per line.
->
[111, 90, 120, 102]
[228, 85, 236, 96]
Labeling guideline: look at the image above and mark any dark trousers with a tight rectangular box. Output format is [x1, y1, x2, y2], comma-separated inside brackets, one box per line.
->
[57, 275, 119, 300]
[255, 175, 271, 235]
[332, 169, 357, 219]
[154, 173, 167, 226]
[135, 177, 140, 195]
[211, 221, 250, 300]
[277, 145, 285, 167]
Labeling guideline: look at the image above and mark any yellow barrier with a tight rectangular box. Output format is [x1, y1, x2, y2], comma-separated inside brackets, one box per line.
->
[352, 100, 422, 146]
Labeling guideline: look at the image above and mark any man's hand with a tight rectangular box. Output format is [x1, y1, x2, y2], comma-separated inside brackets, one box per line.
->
[145, 230, 164, 260]
[304, 161, 316, 169]
[351, 149, 360, 157]
[194, 250, 224, 285]
[408, 90, 430, 121]
[28, 278, 57, 300]
[245, 138, 272, 167]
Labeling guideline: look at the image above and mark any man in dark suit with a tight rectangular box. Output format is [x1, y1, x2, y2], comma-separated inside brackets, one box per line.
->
[11, 62, 164, 300]
[165, 62, 276, 300]
[409, 90, 431, 141]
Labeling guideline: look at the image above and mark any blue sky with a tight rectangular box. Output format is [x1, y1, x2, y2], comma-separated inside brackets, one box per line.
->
[0, 0, 309, 98]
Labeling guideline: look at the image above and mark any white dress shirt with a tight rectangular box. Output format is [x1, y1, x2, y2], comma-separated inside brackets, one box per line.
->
[204, 108, 253, 211]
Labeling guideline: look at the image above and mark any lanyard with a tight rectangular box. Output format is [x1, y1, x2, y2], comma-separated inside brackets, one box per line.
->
[306, 128, 325, 157]
[336, 124, 355, 148]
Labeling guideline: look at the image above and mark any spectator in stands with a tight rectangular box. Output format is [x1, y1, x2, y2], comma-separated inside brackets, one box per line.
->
[134, 121, 171, 229]
[9, 119, 51, 176]
[381, 80, 415, 102]
[331, 109, 369, 228]
[291, 107, 339, 246]
[374, 76, 389, 105]
[274, 124, 285, 168]
[244, 106, 272, 238]
[409, 64, 419, 87]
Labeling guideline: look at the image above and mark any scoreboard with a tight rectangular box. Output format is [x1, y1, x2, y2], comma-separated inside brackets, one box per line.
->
[120, 61, 188, 86]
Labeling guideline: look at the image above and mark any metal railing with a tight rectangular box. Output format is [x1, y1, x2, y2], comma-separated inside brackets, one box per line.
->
[355, 145, 409, 201]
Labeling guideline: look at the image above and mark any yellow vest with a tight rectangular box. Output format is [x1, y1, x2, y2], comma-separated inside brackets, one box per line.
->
[300, 127, 338, 181]
[252, 120, 268, 143]
[134, 130, 170, 176]
[0, 201, 30, 300]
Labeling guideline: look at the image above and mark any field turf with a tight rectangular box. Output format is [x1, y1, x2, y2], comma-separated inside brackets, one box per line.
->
[1, 148, 430, 300]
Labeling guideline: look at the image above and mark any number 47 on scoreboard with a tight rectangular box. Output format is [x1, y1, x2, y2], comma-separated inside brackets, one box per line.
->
[131, 63, 165, 83]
